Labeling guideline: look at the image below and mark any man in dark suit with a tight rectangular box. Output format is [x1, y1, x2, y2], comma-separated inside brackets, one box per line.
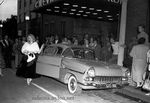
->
[2, 35, 12, 68]
[93, 39, 102, 60]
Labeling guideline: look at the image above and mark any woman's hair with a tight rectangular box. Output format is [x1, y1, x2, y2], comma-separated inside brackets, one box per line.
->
[138, 24, 145, 29]
[138, 37, 145, 44]
[27, 34, 36, 42]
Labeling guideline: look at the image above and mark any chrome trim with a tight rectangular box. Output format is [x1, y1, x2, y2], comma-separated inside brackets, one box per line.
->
[37, 61, 60, 67]
[63, 67, 84, 74]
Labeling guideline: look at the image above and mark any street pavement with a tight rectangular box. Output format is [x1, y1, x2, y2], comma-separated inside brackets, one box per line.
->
[0, 68, 149, 103]
[116, 85, 150, 103]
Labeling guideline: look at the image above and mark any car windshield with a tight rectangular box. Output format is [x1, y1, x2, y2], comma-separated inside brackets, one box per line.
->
[72, 48, 95, 60]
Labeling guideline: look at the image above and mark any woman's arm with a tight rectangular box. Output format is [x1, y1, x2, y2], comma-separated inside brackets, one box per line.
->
[21, 42, 29, 55]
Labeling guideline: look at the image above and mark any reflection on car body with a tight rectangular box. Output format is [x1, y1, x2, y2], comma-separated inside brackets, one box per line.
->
[36, 44, 130, 94]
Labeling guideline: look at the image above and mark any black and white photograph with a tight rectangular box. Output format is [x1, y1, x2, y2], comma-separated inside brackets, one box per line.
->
[0, 0, 150, 103]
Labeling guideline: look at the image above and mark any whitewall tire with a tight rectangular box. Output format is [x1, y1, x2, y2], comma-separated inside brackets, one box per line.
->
[68, 75, 81, 94]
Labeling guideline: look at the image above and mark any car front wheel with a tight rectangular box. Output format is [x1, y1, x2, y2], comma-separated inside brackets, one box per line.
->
[67, 75, 81, 94]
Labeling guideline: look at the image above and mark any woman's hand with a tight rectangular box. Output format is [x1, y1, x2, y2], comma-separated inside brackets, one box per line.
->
[23, 50, 30, 55]
[120, 44, 126, 48]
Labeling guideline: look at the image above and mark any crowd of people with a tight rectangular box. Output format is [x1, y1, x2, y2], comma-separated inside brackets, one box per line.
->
[43, 33, 119, 63]
[0, 24, 150, 95]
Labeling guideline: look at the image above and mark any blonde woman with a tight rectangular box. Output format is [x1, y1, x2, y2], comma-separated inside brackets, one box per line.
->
[16, 34, 40, 85]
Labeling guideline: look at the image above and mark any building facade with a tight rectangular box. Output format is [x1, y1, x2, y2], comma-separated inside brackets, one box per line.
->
[17, 0, 121, 42]
[17, 0, 149, 41]
[17, 0, 41, 37]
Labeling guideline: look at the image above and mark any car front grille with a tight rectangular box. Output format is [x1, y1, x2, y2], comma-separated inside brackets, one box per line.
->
[93, 76, 122, 84]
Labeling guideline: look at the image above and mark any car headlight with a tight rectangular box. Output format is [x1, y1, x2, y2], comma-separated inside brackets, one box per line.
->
[125, 70, 131, 77]
[87, 67, 95, 77]
[121, 67, 130, 77]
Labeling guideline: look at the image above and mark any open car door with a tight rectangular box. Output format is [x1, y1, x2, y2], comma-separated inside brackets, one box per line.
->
[36, 45, 63, 79]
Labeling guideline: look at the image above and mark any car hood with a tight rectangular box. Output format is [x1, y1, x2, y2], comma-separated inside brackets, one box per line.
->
[77, 59, 123, 76]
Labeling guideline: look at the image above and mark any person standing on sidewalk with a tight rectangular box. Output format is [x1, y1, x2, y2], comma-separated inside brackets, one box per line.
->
[0, 36, 5, 76]
[3, 35, 12, 68]
[12, 38, 20, 69]
[130, 37, 149, 88]
[137, 24, 149, 46]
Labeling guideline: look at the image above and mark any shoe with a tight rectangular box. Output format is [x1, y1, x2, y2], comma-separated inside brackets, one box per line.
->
[27, 78, 32, 85]
[27, 78, 30, 85]
[145, 93, 150, 96]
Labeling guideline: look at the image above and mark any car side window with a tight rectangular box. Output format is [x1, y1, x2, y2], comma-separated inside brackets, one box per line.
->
[84, 49, 95, 60]
[43, 46, 58, 55]
[56, 47, 63, 55]
[62, 48, 73, 57]
[73, 49, 84, 59]
[73, 48, 95, 60]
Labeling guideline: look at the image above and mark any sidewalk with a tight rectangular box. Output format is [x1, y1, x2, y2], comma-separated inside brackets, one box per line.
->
[116, 86, 150, 103]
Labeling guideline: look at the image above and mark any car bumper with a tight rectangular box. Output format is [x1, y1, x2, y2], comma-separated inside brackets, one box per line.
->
[79, 81, 129, 89]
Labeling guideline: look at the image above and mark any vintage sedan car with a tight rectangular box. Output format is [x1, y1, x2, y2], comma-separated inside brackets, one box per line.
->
[36, 44, 130, 94]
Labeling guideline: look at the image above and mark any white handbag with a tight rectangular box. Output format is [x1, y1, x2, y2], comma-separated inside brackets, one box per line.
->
[27, 53, 35, 62]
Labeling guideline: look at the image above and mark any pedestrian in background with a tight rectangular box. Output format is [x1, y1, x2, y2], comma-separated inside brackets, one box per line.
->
[0, 36, 5, 76]
[93, 39, 101, 60]
[100, 37, 112, 62]
[108, 37, 119, 64]
[12, 38, 19, 69]
[137, 24, 149, 46]
[2, 35, 12, 68]
[130, 37, 149, 88]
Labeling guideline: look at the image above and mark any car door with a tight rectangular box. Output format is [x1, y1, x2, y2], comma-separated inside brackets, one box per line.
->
[36, 45, 63, 79]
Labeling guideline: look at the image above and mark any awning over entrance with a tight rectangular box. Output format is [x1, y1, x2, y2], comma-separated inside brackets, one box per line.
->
[33, 0, 121, 22]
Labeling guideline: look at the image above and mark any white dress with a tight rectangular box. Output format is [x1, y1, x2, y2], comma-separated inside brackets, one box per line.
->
[130, 44, 149, 86]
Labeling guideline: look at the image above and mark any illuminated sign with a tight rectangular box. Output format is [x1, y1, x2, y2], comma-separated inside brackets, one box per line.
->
[35, 0, 59, 8]
[34, 0, 122, 9]
[107, 0, 122, 4]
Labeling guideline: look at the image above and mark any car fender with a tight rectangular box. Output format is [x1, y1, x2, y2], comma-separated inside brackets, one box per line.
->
[64, 73, 75, 84]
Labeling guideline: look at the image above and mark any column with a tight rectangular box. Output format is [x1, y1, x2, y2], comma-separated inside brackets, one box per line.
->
[117, 0, 128, 66]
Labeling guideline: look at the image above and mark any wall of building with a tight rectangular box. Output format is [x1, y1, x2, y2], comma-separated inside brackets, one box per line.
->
[42, 14, 118, 41]
[17, 0, 150, 46]
[17, 0, 39, 36]
[73, 18, 118, 39]
[126, 0, 149, 44]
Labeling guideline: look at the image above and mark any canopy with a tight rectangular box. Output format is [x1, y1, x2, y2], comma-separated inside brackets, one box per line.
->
[33, 0, 121, 22]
